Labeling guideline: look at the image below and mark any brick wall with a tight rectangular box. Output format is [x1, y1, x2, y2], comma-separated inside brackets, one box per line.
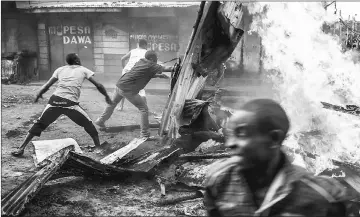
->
[93, 13, 129, 74]
[1, 13, 38, 55]
[37, 19, 50, 79]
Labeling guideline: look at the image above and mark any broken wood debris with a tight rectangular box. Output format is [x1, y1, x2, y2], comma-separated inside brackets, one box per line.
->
[1, 146, 73, 216]
[321, 101, 360, 117]
[100, 123, 160, 133]
[159, 1, 245, 138]
[100, 137, 148, 165]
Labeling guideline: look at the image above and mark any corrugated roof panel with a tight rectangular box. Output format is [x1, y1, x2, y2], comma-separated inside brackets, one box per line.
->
[16, 1, 201, 9]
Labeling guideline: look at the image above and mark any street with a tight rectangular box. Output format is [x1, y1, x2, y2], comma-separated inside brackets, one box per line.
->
[1, 84, 206, 216]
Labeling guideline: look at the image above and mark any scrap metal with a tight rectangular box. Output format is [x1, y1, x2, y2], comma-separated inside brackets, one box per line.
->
[1, 146, 74, 216]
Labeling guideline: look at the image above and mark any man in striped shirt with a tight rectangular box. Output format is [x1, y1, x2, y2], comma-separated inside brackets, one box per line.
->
[204, 99, 351, 217]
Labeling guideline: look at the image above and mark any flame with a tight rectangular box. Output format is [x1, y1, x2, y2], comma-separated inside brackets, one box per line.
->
[247, 2, 360, 173]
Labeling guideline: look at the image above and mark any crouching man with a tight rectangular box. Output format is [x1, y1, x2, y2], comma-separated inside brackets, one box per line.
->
[204, 99, 351, 216]
[95, 50, 171, 139]
[11, 53, 112, 157]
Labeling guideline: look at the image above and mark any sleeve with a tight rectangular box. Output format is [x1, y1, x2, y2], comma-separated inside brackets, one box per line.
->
[203, 170, 224, 217]
[51, 67, 61, 79]
[83, 67, 95, 79]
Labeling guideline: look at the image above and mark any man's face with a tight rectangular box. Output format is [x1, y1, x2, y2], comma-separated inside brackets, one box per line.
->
[225, 110, 277, 170]
[74, 55, 81, 65]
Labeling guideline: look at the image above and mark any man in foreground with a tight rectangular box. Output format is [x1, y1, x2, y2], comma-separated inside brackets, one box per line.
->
[117, 39, 148, 111]
[11, 53, 112, 157]
[204, 98, 351, 216]
[95, 50, 171, 139]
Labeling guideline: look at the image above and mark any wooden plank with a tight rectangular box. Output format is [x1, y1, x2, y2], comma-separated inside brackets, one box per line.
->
[100, 137, 148, 165]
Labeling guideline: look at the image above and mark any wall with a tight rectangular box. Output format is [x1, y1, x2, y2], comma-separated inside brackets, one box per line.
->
[1, 2, 39, 81]
[93, 12, 129, 74]
[175, 6, 199, 56]
[1, 11, 38, 56]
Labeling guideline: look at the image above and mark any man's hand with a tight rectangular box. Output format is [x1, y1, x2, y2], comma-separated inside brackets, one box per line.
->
[34, 93, 43, 103]
[34, 77, 58, 103]
[154, 74, 170, 79]
[88, 77, 112, 105]
[105, 96, 113, 105]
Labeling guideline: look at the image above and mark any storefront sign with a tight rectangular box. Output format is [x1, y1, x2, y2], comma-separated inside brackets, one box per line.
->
[130, 34, 179, 52]
[48, 25, 92, 44]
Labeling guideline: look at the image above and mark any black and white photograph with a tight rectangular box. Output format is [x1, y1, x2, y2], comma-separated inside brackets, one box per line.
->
[1, 1, 359, 216]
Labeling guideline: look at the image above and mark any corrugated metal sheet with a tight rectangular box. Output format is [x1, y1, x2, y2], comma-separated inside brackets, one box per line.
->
[16, 1, 201, 9]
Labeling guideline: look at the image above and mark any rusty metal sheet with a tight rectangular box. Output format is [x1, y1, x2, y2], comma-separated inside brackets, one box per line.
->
[1, 146, 73, 216]
[16, 1, 201, 9]
[53, 151, 146, 179]
[32, 138, 83, 167]
[124, 146, 182, 173]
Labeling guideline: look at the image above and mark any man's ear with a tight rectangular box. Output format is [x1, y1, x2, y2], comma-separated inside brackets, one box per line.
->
[268, 129, 285, 147]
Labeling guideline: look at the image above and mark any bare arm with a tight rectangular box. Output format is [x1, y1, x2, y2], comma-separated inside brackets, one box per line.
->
[121, 51, 131, 68]
[153, 65, 174, 79]
[35, 77, 58, 102]
[161, 65, 174, 72]
[88, 77, 112, 105]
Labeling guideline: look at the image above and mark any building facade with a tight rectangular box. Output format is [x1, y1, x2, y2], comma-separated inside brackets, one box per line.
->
[2, 1, 199, 80]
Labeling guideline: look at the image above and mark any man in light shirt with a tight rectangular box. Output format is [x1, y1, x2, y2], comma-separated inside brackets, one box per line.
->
[117, 39, 148, 110]
[11, 53, 112, 157]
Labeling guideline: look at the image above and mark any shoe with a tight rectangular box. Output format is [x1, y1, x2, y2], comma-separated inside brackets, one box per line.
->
[140, 136, 156, 141]
[94, 119, 106, 128]
[11, 149, 24, 157]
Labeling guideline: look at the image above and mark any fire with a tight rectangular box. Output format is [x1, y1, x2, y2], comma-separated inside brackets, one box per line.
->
[247, 2, 360, 173]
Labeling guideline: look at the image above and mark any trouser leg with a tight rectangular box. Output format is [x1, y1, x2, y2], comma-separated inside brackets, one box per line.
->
[124, 93, 150, 137]
[64, 105, 100, 147]
[97, 87, 124, 124]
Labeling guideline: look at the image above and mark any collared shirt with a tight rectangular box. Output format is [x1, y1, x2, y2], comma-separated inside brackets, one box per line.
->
[51, 65, 94, 103]
[204, 152, 349, 217]
[116, 58, 163, 95]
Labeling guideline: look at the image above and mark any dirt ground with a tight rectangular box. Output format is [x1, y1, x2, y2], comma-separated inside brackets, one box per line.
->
[1, 84, 206, 216]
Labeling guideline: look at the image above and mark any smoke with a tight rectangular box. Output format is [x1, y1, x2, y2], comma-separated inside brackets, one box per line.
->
[247, 2, 360, 173]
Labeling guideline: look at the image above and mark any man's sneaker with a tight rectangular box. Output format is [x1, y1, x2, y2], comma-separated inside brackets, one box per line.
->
[11, 149, 24, 157]
[94, 119, 106, 128]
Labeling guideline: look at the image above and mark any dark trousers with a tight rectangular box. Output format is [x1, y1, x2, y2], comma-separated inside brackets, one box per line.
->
[29, 104, 98, 137]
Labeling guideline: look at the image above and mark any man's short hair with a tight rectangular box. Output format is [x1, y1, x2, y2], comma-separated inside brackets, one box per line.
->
[145, 50, 158, 61]
[66, 53, 80, 65]
[241, 99, 290, 136]
[139, 39, 148, 47]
